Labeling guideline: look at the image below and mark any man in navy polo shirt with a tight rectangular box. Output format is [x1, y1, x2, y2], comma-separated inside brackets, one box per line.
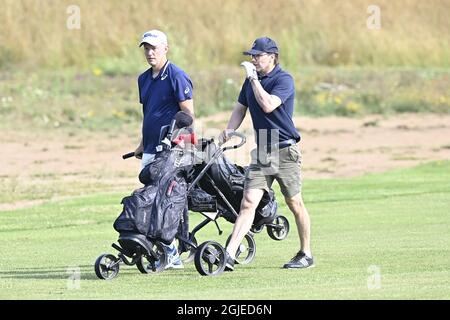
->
[134, 29, 194, 165]
[134, 29, 195, 269]
[219, 37, 314, 270]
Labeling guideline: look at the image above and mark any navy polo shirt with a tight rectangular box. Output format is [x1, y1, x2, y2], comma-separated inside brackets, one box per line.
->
[238, 64, 300, 147]
[138, 61, 193, 154]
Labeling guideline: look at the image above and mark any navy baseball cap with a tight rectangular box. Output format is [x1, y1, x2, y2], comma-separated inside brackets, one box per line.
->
[243, 37, 279, 55]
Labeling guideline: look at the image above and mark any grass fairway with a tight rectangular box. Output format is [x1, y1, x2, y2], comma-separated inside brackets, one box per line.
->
[0, 161, 449, 300]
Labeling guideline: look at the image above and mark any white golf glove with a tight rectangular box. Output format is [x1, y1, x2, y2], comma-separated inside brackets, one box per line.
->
[240, 61, 258, 81]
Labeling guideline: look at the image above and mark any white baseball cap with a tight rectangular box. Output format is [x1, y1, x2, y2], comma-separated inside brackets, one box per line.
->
[139, 29, 168, 47]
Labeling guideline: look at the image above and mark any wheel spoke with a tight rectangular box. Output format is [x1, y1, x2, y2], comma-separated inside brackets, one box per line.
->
[207, 261, 214, 274]
[206, 246, 218, 256]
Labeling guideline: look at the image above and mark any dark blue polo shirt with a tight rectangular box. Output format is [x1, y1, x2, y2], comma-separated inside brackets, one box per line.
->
[238, 64, 300, 148]
[138, 61, 193, 154]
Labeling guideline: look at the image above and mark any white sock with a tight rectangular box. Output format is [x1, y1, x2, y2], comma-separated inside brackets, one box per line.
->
[225, 248, 235, 260]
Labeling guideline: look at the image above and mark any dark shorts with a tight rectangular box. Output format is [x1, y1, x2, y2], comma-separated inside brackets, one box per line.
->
[244, 144, 302, 198]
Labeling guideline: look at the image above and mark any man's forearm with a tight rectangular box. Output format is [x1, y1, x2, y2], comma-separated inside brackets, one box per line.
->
[134, 137, 143, 158]
[250, 79, 279, 113]
[179, 99, 195, 129]
[179, 99, 195, 118]
[227, 104, 247, 130]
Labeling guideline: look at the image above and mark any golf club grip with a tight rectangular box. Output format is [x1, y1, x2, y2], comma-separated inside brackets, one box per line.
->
[122, 152, 135, 159]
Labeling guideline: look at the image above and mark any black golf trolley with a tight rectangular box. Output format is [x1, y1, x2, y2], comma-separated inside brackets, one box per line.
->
[180, 134, 290, 267]
[95, 124, 289, 280]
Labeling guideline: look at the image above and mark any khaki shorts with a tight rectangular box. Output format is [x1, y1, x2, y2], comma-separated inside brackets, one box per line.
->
[244, 144, 302, 198]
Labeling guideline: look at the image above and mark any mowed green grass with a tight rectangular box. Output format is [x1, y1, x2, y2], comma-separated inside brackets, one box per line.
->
[0, 161, 449, 300]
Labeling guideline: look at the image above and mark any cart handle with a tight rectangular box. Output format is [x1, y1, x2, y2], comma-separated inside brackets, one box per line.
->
[122, 152, 135, 159]
[221, 131, 246, 151]
[122, 152, 142, 160]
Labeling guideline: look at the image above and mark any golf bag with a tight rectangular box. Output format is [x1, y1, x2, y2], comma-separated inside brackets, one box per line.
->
[113, 146, 193, 245]
[189, 139, 277, 228]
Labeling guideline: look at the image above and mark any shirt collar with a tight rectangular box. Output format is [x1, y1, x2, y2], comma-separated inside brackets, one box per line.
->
[151, 60, 170, 79]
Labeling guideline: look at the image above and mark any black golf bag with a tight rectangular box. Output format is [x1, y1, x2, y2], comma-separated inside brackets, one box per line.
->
[113, 145, 193, 245]
[188, 139, 278, 229]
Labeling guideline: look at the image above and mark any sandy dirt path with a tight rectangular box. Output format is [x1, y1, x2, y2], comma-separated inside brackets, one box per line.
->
[1, 113, 450, 209]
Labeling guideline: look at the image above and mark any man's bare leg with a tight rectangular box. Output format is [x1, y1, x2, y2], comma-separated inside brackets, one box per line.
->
[226, 188, 265, 259]
[284, 193, 311, 256]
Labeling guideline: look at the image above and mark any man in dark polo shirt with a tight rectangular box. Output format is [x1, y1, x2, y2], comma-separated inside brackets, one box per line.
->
[219, 37, 314, 270]
[134, 29, 194, 165]
[134, 29, 195, 269]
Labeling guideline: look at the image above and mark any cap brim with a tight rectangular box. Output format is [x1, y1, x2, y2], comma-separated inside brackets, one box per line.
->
[243, 49, 265, 55]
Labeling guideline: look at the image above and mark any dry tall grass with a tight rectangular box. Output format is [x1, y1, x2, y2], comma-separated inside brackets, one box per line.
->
[0, 0, 448, 69]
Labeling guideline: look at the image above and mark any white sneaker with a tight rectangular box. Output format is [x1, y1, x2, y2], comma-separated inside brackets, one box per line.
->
[165, 243, 184, 269]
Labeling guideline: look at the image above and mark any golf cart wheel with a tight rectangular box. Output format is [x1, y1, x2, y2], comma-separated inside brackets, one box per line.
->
[225, 233, 256, 265]
[95, 254, 120, 280]
[267, 215, 290, 241]
[136, 241, 168, 274]
[251, 224, 264, 233]
[194, 241, 226, 276]
[181, 233, 198, 264]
